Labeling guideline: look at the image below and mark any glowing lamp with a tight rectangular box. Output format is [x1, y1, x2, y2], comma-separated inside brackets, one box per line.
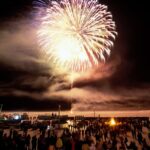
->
[110, 118, 116, 126]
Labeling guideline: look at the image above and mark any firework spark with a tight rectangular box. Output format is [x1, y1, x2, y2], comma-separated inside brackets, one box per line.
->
[36, 0, 117, 72]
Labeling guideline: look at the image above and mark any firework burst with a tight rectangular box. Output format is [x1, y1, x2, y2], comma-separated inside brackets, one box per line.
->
[36, 0, 117, 72]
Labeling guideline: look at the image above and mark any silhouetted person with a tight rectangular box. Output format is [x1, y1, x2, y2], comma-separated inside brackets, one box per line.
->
[32, 135, 37, 150]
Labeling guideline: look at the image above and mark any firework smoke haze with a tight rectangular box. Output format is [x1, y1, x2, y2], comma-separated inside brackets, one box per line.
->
[1, 0, 149, 113]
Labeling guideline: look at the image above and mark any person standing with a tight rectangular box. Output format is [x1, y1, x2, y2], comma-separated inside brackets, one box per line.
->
[32, 135, 37, 150]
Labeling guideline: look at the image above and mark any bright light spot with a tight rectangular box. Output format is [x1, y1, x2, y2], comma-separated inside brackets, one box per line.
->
[14, 115, 20, 120]
[67, 120, 73, 126]
[47, 125, 50, 130]
[4, 117, 7, 120]
[110, 118, 116, 126]
[67, 120, 71, 125]
[70, 109, 73, 114]
[55, 36, 86, 62]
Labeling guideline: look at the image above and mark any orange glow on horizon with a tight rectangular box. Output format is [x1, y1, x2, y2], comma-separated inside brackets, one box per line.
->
[110, 118, 116, 126]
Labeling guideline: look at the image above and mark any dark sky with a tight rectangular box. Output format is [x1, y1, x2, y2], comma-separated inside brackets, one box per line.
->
[0, 0, 150, 111]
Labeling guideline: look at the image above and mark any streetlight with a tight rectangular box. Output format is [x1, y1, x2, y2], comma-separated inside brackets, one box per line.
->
[0, 104, 3, 115]
[58, 105, 61, 118]
[58, 105, 61, 128]
[93, 107, 95, 118]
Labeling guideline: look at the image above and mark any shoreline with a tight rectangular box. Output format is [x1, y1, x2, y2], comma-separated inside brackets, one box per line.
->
[1, 110, 150, 117]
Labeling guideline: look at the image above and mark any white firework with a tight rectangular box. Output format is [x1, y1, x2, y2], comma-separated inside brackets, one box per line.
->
[36, 0, 117, 72]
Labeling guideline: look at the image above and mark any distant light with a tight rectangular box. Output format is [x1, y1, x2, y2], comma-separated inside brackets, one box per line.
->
[14, 115, 20, 120]
[67, 120, 73, 126]
[47, 125, 50, 130]
[4, 117, 7, 120]
[110, 118, 116, 126]
[67, 120, 71, 125]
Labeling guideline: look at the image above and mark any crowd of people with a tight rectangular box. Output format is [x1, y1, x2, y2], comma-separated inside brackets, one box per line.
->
[0, 117, 150, 150]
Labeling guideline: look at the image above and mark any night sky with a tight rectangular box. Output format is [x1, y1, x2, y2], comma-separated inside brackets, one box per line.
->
[0, 0, 150, 111]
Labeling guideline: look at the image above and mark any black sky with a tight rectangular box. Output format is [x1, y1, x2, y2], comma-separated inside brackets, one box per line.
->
[0, 0, 150, 111]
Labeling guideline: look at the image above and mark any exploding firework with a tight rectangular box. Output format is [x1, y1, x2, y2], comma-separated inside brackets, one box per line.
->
[36, 0, 117, 72]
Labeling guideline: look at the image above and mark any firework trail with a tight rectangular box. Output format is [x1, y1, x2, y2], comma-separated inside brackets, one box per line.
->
[35, 0, 117, 72]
